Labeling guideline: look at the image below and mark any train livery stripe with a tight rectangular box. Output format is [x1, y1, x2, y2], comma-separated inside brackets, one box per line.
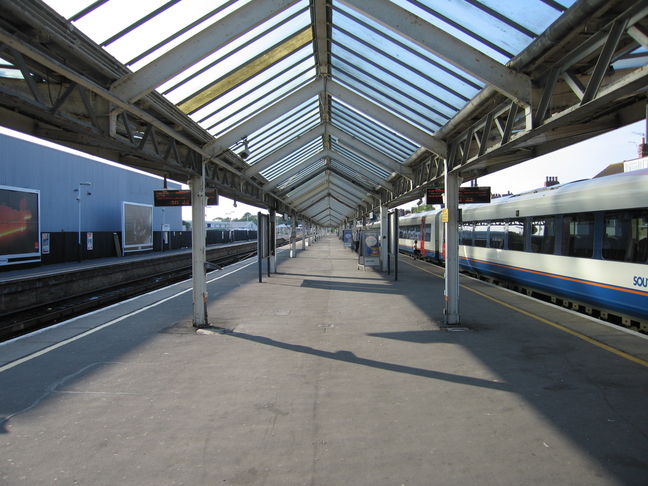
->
[403, 259, 648, 369]
[460, 256, 648, 297]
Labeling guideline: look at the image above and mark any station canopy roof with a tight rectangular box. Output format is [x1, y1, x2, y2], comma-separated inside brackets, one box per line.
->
[3, 0, 647, 226]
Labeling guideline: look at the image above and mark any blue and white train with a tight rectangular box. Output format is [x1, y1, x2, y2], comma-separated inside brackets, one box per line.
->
[398, 169, 648, 328]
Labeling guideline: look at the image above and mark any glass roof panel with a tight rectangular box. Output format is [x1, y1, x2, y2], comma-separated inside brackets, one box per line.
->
[333, 3, 483, 88]
[333, 72, 440, 132]
[477, 0, 571, 36]
[275, 162, 326, 191]
[265, 155, 326, 185]
[201, 62, 317, 136]
[45, 1, 253, 69]
[330, 140, 391, 179]
[234, 97, 320, 153]
[256, 137, 323, 178]
[330, 36, 462, 117]
[393, 0, 527, 62]
[175, 29, 312, 114]
[331, 55, 449, 129]
[330, 98, 418, 161]
[244, 110, 320, 163]
[330, 160, 381, 188]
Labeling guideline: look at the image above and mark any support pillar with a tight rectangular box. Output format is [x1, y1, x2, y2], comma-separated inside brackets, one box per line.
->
[269, 209, 277, 273]
[190, 164, 207, 328]
[290, 216, 297, 258]
[444, 161, 460, 325]
[380, 205, 388, 271]
[302, 224, 306, 250]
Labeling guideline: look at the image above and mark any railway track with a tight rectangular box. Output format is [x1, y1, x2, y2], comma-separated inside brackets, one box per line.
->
[0, 243, 260, 341]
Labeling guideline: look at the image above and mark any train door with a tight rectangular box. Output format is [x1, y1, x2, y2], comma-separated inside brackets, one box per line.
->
[438, 212, 446, 262]
[419, 216, 426, 257]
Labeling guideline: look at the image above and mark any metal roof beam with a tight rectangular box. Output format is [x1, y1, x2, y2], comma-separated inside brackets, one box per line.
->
[341, 0, 532, 106]
[327, 80, 447, 157]
[312, 0, 330, 77]
[327, 124, 412, 178]
[111, 0, 299, 102]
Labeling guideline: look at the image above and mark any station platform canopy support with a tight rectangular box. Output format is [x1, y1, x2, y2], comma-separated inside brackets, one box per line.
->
[190, 162, 208, 328]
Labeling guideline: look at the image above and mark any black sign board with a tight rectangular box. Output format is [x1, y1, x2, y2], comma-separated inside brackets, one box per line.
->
[459, 186, 491, 203]
[426, 188, 444, 204]
[154, 189, 219, 206]
[426, 186, 491, 205]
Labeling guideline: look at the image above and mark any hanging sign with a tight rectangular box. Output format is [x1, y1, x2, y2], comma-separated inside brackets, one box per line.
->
[154, 189, 219, 206]
[426, 186, 491, 205]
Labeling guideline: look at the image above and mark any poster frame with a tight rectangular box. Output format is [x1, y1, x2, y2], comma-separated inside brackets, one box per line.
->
[121, 201, 153, 253]
[0, 184, 41, 266]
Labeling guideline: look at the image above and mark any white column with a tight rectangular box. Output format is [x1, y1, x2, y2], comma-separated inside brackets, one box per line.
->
[302, 223, 306, 250]
[190, 164, 208, 328]
[444, 161, 460, 325]
[269, 209, 277, 273]
[380, 205, 388, 271]
[290, 216, 297, 258]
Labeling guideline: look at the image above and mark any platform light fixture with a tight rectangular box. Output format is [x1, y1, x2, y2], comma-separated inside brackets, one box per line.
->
[75, 181, 92, 261]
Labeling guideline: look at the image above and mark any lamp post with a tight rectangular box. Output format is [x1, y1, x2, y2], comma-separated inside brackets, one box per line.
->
[76, 181, 92, 261]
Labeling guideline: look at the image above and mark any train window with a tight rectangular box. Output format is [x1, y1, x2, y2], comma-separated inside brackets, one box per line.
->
[489, 221, 506, 249]
[506, 220, 525, 251]
[604, 211, 648, 263]
[459, 223, 473, 246]
[473, 223, 489, 247]
[562, 213, 594, 257]
[531, 217, 556, 254]
[424, 225, 432, 242]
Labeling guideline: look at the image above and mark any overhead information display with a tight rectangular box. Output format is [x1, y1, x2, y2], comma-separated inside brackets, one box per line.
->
[426, 187, 491, 205]
[154, 190, 219, 207]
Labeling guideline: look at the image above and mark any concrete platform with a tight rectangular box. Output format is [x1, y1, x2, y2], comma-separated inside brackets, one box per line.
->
[1, 236, 647, 485]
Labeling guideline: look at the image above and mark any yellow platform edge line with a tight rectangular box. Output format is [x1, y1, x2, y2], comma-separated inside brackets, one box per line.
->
[402, 259, 648, 368]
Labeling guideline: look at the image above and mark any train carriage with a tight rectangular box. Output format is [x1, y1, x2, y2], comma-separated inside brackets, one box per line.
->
[398, 169, 648, 327]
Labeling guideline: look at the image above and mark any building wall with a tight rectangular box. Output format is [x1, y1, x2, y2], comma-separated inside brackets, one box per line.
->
[0, 132, 183, 233]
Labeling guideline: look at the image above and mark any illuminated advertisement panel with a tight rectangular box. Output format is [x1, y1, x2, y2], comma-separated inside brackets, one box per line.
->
[0, 185, 40, 265]
[122, 202, 153, 253]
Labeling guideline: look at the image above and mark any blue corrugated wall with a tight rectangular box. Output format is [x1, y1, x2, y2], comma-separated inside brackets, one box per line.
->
[0, 131, 183, 232]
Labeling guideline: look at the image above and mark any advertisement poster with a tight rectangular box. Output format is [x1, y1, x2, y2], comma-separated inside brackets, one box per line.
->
[361, 230, 381, 267]
[0, 185, 40, 265]
[41, 232, 50, 254]
[342, 229, 353, 248]
[87, 232, 94, 251]
[122, 202, 153, 253]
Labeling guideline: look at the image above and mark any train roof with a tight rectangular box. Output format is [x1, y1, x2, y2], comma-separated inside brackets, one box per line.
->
[463, 169, 648, 220]
[398, 169, 648, 224]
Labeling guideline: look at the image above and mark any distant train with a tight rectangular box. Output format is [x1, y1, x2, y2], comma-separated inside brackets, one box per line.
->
[398, 169, 648, 329]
